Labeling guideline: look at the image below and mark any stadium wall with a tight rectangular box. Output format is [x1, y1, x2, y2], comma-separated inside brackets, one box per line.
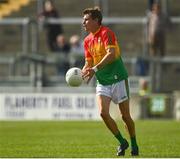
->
[0, 87, 177, 121]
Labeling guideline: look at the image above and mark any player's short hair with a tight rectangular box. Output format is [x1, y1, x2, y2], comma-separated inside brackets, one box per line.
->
[83, 6, 102, 25]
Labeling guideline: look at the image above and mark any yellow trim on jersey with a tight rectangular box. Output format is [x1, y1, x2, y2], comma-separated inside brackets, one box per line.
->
[105, 45, 116, 49]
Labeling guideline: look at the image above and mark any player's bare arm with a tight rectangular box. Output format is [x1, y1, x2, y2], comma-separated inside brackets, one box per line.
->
[95, 47, 116, 70]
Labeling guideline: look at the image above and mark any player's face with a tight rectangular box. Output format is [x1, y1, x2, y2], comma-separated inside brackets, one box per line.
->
[82, 14, 97, 33]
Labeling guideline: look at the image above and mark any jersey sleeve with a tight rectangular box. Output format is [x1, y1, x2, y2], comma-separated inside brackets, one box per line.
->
[102, 29, 116, 49]
[84, 39, 92, 61]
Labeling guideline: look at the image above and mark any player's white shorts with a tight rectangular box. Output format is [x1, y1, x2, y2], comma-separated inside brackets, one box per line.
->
[96, 79, 129, 104]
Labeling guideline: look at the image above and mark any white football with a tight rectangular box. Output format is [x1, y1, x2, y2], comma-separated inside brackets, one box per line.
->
[65, 67, 83, 87]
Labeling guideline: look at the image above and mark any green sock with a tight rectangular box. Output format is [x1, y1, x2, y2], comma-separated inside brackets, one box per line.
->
[131, 136, 138, 148]
[115, 132, 125, 144]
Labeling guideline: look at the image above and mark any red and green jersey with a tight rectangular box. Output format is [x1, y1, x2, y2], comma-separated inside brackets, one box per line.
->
[84, 26, 128, 85]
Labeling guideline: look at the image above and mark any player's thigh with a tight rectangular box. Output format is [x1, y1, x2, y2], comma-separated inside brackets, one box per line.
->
[97, 95, 111, 114]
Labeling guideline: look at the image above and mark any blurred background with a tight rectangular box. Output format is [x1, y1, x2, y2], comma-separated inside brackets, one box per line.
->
[0, 0, 180, 121]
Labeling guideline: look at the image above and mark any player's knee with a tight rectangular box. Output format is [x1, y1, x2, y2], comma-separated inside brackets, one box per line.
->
[100, 111, 110, 119]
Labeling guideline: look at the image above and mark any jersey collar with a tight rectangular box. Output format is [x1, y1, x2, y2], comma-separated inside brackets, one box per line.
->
[92, 26, 102, 36]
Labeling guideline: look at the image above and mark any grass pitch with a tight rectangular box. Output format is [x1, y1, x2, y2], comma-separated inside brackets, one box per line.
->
[0, 120, 180, 158]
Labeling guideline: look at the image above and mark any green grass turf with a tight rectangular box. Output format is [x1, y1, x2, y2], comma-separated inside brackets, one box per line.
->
[0, 120, 180, 158]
